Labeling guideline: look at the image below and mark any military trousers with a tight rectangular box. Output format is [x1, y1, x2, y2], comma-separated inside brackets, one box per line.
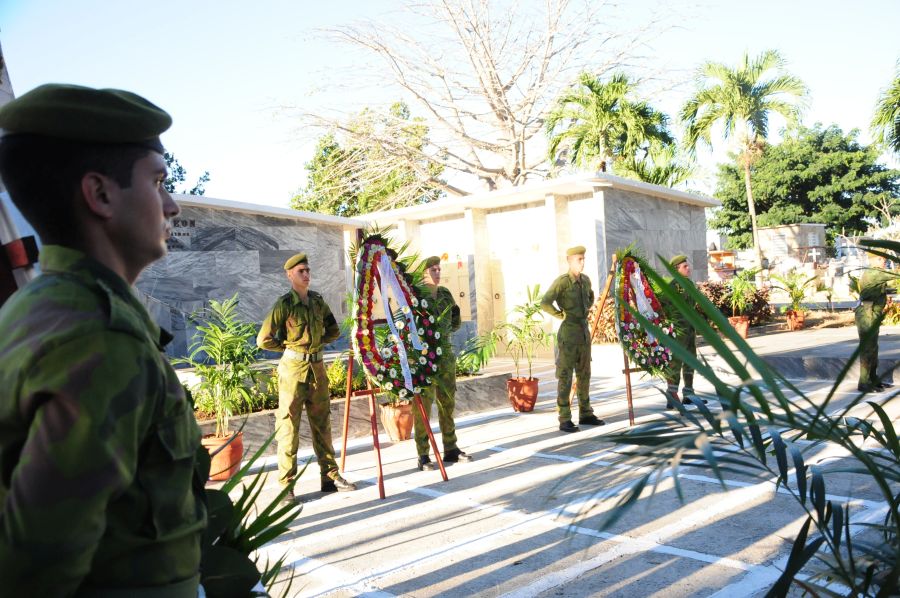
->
[856, 304, 883, 387]
[276, 358, 338, 485]
[666, 332, 696, 394]
[555, 339, 594, 423]
[413, 357, 458, 457]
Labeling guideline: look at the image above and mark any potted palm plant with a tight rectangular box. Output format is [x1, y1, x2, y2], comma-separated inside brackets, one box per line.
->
[494, 285, 554, 412]
[178, 294, 258, 480]
[727, 269, 757, 339]
[770, 269, 819, 331]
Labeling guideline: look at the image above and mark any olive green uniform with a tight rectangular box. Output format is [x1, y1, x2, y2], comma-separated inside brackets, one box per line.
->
[0, 246, 207, 597]
[662, 276, 699, 404]
[257, 289, 341, 485]
[414, 286, 463, 457]
[856, 268, 894, 388]
[541, 273, 596, 423]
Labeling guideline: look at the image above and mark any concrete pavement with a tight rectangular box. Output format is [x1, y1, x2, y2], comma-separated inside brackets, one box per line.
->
[248, 325, 897, 597]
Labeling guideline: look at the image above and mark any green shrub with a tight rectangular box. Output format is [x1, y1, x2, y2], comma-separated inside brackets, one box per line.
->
[248, 367, 279, 411]
[326, 357, 368, 397]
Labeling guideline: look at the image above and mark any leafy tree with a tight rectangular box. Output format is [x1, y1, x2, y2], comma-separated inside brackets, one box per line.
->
[681, 49, 807, 264]
[710, 124, 900, 247]
[546, 72, 674, 174]
[291, 102, 444, 217]
[163, 152, 210, 196]
[871, 59, 900, 155]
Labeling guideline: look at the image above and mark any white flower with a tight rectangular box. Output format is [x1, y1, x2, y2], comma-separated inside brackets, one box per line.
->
[436, 347, 443, 356]
[377, 373, 384, 381]
[382, 348, 391, 358]
[414, 387, 421, 394]
[389, 334, 398, 343]
[418, 328, 425, 335]
[361, 329, 369, 336]
[419, 356, 426, 364]
[429, 316, 435, 323]
[399, 388, 408, 397]
[401, 306, 411, 314]
[425, 377, 431, 384]
[435, 332, 441, 339]
[411, 297, 418, 306]
[396, 320, 406, 330]
[389, 368, 397, 378]
[421, 299, 429, 308]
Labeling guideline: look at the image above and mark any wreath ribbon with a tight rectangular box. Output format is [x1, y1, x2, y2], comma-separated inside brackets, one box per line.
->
[377, 252, 424, 391]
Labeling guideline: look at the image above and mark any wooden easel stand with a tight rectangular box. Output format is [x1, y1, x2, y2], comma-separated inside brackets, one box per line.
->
[340, 329, 449, 499]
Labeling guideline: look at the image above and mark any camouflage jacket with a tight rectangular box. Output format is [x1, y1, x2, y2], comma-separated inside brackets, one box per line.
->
[0, 245, 207, 596]
[256, 289, 340, 381]
[541, 272, 594, 345]
[661, 276, 700, 339]
[423, 285, 461, 362]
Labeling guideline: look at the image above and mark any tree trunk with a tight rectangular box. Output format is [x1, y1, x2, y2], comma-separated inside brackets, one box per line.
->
[743, 161, 763, 267]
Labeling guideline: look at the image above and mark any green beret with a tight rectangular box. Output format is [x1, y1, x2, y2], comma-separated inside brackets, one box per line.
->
[283, 253, 308, 270]
[0, 84, 171, 152]
[670, 254, 688, 267]
[423, 256, 441, 269]
[566, 245, 586, 257]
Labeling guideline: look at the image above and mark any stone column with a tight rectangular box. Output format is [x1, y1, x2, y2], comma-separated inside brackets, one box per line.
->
[544, 193, 570, 274]
[592, 186, 608, 285]
[464, 208, 493, 334]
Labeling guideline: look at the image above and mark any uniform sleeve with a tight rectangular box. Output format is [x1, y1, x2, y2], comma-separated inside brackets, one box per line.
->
[257, 300, 286, 352]
[587, 277, 595, 306]
[321, 300, 341, 345]
[0, 335, 147, 595]
[541, 277, 564, 319]
[444, 288, 462, 332]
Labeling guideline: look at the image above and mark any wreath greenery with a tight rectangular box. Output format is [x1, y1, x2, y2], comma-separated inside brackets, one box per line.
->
[614, 249, 676, 377]
[351, 236, 441, 400]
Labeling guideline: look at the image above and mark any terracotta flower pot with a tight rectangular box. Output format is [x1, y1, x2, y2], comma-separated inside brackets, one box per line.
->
[786, 309, 806, 331]
[379, 400, 414, 441]
[507, 377, 539, 412]
[202, 431, 244, 481]
[728, 315, 750, 339]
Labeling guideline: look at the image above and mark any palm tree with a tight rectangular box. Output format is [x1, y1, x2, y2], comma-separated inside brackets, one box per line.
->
[616, 143, 694, 187]
[681, 50, 807, 265]
[871, 60, 900, 155]
[546, 72, 674, 173]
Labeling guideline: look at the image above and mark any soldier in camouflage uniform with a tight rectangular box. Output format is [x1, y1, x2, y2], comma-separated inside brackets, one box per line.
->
[0, 85, 207, 596]
[541, 246, 605, 433]
[257, 253, 357, 501]
[856, 253, 896, 392]
[661, 255, 708, 409]
[413, 256, 474, 471]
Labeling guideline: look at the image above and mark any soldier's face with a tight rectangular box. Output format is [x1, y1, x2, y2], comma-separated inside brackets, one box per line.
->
[106, 151, 179, 281]
[567, 254, 585, 275]
[677, 262, 691, 277]
[425, 264, 441, 285]
[287, 264, 311, 291]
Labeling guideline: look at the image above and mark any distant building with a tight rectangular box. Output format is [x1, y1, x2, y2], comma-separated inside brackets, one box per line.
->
[758, 223, 828, 265]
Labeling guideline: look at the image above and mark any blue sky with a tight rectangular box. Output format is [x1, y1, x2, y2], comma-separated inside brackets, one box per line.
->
[1, 0, 898, 208]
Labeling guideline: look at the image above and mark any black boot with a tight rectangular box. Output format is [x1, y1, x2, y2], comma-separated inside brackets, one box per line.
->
[578, 414, 606, 426]
[321, 475, 357, 492]
[417, 455, 436, 471]
[559, 420, 580, 433]
[443, 448, 473, 463]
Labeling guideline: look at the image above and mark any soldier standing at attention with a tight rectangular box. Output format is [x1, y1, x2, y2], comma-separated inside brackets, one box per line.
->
[541, 246, 605, 433]
[257, 253, 357, 502]
[856, 252, 896, 392]
[0, 84, 207, 595]
[413, 256, 473, 471]
[662, 255, 707, 409]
